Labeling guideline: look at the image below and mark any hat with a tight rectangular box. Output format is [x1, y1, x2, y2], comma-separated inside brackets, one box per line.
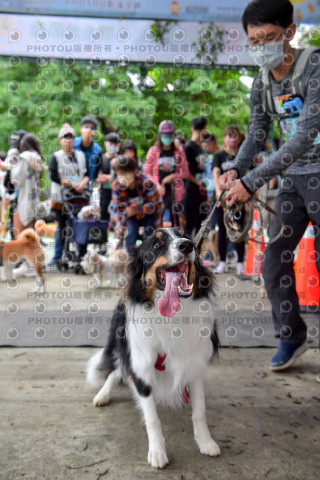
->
[58, 123, 76, 139]
[158, 120, 175, 136]
[9, 129, 27, 147]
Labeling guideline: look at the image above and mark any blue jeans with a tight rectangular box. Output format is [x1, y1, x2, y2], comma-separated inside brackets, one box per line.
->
[261, 173, 320, 345]
[53, 225, 63, 261]
[126, 214, 156, 251]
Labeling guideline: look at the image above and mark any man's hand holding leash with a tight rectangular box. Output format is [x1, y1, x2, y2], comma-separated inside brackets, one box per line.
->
[224, 179, 251, 206]
[218, 169, 251, 206]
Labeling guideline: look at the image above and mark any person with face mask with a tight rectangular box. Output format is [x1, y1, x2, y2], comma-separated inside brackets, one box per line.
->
[73, 116, 102, 183]
[97, 132, 121, 224]
[219, 0, 320, 379]
[182, 116, 210, 239]
[144, 120, 189, 227]
[111, 155, 161, 252]
[213, 125, 245, 275]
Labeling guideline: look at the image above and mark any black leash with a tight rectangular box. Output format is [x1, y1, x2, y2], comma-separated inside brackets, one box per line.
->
[194, 190, 284, 249]
[194, 191, 225, 248]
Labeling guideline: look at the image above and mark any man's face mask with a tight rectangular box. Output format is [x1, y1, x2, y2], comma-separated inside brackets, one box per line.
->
[161, 136, 173, 146]
[106, 144, 120, 155]
[247, 28, 288, 70]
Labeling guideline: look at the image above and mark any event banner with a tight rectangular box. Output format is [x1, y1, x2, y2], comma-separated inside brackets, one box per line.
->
[0, 14, 255, 66]
[0, 0, 319, 23]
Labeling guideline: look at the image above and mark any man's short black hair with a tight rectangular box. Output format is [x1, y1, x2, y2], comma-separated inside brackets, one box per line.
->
[191, 116, 207, 131]
[201, 131, 217, 144]
[242, 0, 293, 33]
[105, 132, 121, 144]
[81, 116, 98, 128]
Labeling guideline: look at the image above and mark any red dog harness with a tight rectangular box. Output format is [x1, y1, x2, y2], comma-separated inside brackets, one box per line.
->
[155, 353, 189, 404]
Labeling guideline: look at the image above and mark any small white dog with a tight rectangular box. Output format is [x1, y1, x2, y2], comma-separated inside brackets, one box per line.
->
[81, 249, 128, 289]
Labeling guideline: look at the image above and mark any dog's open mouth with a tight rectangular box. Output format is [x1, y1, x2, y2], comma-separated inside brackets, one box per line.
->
[156, 260, 193, 317]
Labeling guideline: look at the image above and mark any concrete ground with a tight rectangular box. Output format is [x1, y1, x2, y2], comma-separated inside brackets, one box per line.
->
[1, 266, 319, 479]
[1, 347, 319, 480]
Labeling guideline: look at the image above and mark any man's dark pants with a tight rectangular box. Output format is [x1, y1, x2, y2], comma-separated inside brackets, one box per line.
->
[261, 173, 320, 345]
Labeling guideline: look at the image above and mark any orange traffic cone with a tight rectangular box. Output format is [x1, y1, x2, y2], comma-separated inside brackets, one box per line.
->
[241, 209, 265, 279]
[294, 222, 320, 313]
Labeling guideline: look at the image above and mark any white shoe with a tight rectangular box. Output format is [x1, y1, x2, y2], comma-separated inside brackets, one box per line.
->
[236, 263, 244, 275]
[24, 266, 36, 277]
[13, 261, 36, 278]
[214, 261, 226, 274]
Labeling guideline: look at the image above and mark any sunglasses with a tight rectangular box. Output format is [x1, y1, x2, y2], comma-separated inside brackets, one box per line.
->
[82, 125, 96, 132]
[62, 136, 74, 141]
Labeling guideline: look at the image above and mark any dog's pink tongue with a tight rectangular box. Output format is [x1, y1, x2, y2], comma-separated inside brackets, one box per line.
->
[158, 271, 181, 317]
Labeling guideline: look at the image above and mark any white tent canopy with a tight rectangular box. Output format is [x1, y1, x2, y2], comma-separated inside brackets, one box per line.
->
[0, 0, 318, 23]
[0, 1, 318, 66]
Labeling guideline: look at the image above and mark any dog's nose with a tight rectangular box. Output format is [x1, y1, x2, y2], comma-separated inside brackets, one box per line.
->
[177, 239, 194, 255]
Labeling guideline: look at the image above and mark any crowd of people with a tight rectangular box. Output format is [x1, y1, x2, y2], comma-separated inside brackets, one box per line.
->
[0, 114, 249, 275]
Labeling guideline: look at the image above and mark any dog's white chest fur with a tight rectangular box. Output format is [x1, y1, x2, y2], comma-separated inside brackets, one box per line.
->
[126, 294, 215, 407]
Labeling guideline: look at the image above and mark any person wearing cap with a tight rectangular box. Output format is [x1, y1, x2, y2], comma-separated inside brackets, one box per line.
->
[48, 123, 89, 265]
[73, 116, 102, 183]
[144, 120, 189, 228]
[183, 116, 209, 238]
[96, 132, 121, 228]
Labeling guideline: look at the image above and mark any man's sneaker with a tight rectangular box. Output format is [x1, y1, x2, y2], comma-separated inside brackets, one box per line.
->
[270, 340, 310, 371]
[13, 261, 36, 278]
[236, 262, 244, 275]
[24, 266, 36, 277]
[214, 261, 226, 274]
[12, 261, 28, 278]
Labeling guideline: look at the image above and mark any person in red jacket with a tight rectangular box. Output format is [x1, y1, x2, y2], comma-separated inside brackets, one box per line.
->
[144, 120, 189, 228]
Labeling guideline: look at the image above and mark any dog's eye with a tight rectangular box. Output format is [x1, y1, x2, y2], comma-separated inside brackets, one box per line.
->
[153, 241, 164, 249]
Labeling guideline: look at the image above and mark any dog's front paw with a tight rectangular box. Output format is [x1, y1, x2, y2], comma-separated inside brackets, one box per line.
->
[93, 392, 109, 407]
[197, 438, 221, 457]
[148, 449, 169, 469]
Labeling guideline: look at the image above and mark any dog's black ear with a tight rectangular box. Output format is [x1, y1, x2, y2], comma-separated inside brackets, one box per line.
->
[127, 245, 144, 280]
[194, 253, 215, 299]
[126, 245, 148, 304]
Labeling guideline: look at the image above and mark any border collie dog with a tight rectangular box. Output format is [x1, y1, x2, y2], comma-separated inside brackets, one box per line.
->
[87, 227, 220, 468]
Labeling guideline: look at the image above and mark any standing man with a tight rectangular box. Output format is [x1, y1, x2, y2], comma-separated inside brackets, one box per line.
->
[96, 132, 121, 222]
[49, 123, 89, 262]
[201, 130, 220, 198]
[183, 116, 208, 237]
[219, 0, 320, 377]
[73, 116, 102, 183]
